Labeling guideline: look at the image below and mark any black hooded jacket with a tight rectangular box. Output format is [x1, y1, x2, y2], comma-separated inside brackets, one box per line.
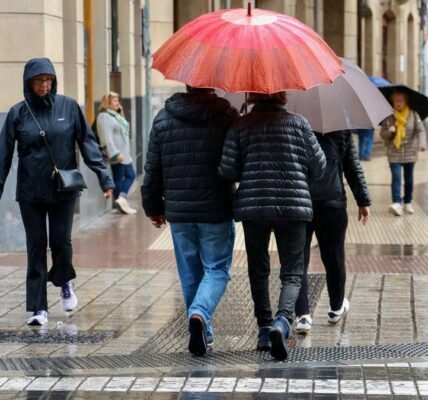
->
[141, 91, 239, 223]
[0, 58, 114, 203]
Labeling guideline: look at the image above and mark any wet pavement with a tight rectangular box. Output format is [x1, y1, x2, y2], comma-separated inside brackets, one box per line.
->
[0, 151, 427, 398]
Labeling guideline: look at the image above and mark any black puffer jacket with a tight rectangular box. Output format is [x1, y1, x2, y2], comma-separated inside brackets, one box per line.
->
[312, 131, 371, 208]
[219, 103, 326, 222]
[141, 91, 239, 223]
[0, 58, 114, 203]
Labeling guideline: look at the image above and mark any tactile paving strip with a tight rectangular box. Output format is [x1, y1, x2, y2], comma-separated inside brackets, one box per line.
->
[134, 271, 325, 355]
[0, 343, 427, 372]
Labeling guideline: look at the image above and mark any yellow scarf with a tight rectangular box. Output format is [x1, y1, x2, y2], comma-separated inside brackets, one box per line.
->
[393, 106, 410, 150]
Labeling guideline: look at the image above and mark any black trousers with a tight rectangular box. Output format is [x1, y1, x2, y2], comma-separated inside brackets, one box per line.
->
[242, 220, 306, 327]
[19, 199, 77, 312]
[295, 204, 348, 316]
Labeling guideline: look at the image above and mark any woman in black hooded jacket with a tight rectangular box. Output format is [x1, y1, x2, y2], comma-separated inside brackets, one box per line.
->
[0, 58, 114, 326]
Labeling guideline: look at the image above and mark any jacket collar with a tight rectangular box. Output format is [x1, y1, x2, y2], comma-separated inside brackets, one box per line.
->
[251, 103, 286, 112]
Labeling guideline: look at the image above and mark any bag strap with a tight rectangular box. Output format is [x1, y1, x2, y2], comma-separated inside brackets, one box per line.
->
[24, 101, 58, 173]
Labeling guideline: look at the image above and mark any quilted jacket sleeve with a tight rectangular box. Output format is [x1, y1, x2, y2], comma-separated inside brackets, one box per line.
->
[342, 133, 371, 207]
[303, 123, 326, 182]
[141, 124, 165, 217]
[218, 126, 241, 182]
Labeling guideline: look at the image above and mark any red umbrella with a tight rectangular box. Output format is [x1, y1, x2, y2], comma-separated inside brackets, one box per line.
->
[153, 5, 343, 93]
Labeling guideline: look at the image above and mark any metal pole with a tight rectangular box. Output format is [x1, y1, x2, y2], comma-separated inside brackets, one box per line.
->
[314, 0, 321, 33]
[225, 0, 231, 8]
[143, 1, 153, 167]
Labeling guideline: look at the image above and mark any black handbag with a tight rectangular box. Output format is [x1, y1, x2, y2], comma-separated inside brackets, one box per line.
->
[25, 101, 88, 192]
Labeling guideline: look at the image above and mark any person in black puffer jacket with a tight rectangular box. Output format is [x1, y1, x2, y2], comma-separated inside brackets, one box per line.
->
[294, 131, 371, 334]
[141, 87, 239, 356]
[218, 92, 326, 361]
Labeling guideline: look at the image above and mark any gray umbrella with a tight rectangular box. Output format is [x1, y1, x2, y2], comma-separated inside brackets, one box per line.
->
[285, 58, 393, 133]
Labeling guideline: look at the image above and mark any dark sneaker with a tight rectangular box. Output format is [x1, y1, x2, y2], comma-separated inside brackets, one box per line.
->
[269, 316, 290, 361]
[60, 281, 78, 312]
[328, 298, 350, 324]
[188, 314, 207, 356]
[27, 310, 48, 326]
[257, 326, 272, 351]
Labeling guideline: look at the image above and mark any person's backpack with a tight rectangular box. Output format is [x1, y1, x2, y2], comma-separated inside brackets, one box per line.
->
[91, 116, 108, 160]
[309, 135, 343, 202]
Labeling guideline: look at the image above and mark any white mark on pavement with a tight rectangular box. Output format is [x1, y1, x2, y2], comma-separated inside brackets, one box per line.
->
[208, 377, 237, 392]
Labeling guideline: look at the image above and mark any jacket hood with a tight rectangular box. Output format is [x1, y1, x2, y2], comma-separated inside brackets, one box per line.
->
[23, 58, 57, 108]
[165, 92, 233, 123]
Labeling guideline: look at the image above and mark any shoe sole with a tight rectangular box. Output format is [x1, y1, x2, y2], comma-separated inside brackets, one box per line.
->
[188, 317, 207, 356]
[295, 326, 312, 334]
[256, 343, 271, 352]
[269, 328, 288, 361]
[27, 318, 47, 326]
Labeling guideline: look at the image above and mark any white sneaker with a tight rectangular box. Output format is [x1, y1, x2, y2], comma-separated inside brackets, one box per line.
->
[60, 282, 78, 312]
[389, 203, 403, 216]
[403, 203, 415, 214]
[115, 196, 137, 215]
[328, 298, 350, 324]
[27, 310, 48, 326]
[296, 314, 312, 333]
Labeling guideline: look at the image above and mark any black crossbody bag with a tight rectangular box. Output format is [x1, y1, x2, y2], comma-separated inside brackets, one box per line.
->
[25, 101, 88, 192]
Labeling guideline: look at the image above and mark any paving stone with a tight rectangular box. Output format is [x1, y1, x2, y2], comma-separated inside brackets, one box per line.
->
[0, 377, 34, 391]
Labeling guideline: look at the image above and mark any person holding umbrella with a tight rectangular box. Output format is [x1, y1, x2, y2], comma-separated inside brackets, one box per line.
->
[380, 89, 426, 216]
[219, 92, 326, 361]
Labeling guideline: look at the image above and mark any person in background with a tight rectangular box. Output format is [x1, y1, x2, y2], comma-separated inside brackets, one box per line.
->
[0, 58, 114, 326]
[295, 130, 371, 334]
[97, 92, 137, 215]
[141, 86, 239, 356]
[380, 90, 426, 216]
[357, 128, 375, 161]
[219, 92, 326, 361]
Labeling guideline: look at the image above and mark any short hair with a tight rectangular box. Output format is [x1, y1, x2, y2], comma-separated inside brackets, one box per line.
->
[98, 91, 120, 112]
[247, 91, 287, 105]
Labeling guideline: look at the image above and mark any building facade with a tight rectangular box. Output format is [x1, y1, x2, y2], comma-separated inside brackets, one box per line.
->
[0, 0, 424, 250]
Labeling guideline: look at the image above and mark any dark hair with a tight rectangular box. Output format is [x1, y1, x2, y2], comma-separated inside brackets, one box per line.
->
[247, 91, 287, 105]
[186, 85, 214, 93]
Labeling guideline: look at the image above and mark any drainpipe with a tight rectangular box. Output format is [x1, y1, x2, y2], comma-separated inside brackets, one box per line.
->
[418, 0, 426, 94]
[83, 0, 94, 123]
[143, 1, 152, 166]
[110, 0, 121, 94]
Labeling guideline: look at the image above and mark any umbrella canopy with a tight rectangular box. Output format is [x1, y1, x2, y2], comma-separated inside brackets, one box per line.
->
[153, 6, 343, 93]
[378, 84, 428, 120]
[285, 59, 393, 133]
[369, 76, 392, 87]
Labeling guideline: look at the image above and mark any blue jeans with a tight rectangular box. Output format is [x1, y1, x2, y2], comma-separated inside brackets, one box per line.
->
[170, 221, 235, 338]
[358, 129, 374, 160]
[111, 163, 136, 198]
[390, 162, 415, 204]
